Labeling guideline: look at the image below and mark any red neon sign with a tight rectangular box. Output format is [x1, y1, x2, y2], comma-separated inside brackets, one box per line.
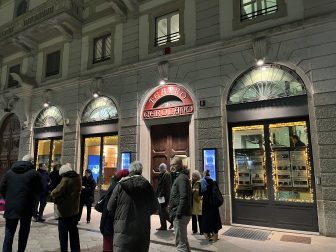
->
[143, 84, 194, 119]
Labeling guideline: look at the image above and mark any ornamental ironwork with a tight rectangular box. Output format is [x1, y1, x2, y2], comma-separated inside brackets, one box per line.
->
[228, 64, 306, 105]
[82, 97, 118, 123]
[34, 106, 63, 128]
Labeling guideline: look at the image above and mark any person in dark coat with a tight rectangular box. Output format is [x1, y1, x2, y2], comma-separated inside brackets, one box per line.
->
[169, 157, 192, 252]
[200, 170, 222, 242]
[78, 169, 96, 223]
[34, 163, 50, 222]
[291, 135, 306, 147]
[107, 161, 157, 252]
[100, 169, 129, 252]
[49, 164, 62, 219]
[155, 163, 173, 230]
[51, 163, 82, 252]
[0, 155, 41, 252]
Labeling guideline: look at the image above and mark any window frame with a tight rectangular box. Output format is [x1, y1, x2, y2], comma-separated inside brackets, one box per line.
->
[148, 0, 185, 53]
[93, 33, 112, 64]
[7, 64, 21, 89]
[154, 11, 180, 47]
[41, 44, 64, 82]
[232, 0, 287, 30]
[45, 50, 61, 78]
[14, 0, 29, 18]
[240, 0, 278, 21]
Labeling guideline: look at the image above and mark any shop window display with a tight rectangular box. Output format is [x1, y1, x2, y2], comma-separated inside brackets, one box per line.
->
[232, 125, 267, 200]
[36, 139, 63, 171]
[270, 121, 313, 203]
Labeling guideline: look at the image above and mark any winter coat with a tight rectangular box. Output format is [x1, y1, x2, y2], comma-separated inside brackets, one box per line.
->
[80, 175, 96, 204]
[37, 169, 50, 199]
[200, 177, 222, 233]
[100, 176, 119, 236]
[107, 175, 157, 252]
[169, 169, 192, 221]
[156, 171, 171, 208]
[0, 161, 41, 219]
[49, 170, 62, 191]
[191, 180, 202, 216]
[51, 171, 82, 217]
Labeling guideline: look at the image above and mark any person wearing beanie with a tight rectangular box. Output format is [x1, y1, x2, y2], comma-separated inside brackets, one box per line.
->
[51, 163, 82, 252]
[33, 163, 50, 222]
[100, 169, 129, 252]
[0, 154, 41, 252]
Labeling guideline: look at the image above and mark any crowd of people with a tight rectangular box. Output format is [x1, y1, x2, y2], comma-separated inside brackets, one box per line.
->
[0, 155, 223, 252]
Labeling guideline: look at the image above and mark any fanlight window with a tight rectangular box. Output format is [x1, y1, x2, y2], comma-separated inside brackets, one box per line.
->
[228, 64, 306, 104]
[35, 106, 64, 128]
[82, 97, 118, 123]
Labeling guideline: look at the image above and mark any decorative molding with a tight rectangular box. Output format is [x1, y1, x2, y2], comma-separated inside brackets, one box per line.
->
[54, 23, 73, 42]
[0, 92, 19, 112]
[106, 0, 127, 17]
[252, 37, 268, 60]
[158, 60, 169, 80]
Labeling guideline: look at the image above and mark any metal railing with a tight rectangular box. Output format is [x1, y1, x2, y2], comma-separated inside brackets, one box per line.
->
[241, 5, 278, 21]
[0, 0, 83, 40]
[154, 32, 180, 47]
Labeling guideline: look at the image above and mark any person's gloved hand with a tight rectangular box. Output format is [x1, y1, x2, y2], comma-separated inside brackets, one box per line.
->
[176, 214, 182, 219]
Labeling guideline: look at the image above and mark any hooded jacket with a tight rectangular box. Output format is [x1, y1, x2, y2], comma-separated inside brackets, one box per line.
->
[51, 170, 82, 217]
[169, 168, 192, 220]
[0, 161, 41, 219]
[107, 175, 157, 252]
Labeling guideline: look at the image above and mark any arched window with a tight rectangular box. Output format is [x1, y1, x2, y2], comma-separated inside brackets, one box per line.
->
[82, 97, 118, 123]
[228, 64, 306, 105]
[34, 106, 63, 128]
[16, 0, 28, 17]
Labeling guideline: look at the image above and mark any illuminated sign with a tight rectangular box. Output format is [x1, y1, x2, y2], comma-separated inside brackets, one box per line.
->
[203, 149, 217, 181]
[143, 84, 194, 119]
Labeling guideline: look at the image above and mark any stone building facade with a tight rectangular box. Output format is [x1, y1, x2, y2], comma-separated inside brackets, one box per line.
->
[0, 0, 336, 236]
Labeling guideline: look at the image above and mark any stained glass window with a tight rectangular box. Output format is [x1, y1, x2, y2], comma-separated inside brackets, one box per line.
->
[34, 106, 63, 128]
[82, 97, 118, 123]
[228, 64, 306, 105]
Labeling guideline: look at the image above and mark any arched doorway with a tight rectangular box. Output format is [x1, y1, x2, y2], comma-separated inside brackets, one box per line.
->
[34, 106, 64, 171]
[80, 96, 119, 192]
[226, 64, 318, 231]
[142, 84, 195, 190]
[0, 114, 20, 178]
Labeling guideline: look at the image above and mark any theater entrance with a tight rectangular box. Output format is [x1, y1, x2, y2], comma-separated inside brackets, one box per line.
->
[150, 122, 189, 190]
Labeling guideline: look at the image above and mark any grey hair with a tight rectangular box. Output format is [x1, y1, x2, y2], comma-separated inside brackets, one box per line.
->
[129, 161, 143, 175]
[159, 163, 167, 172]
[22, 155, 33, 162]
[192, 170, 201, 180]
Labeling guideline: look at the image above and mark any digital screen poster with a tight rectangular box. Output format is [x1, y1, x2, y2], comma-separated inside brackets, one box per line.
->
[203, 149, 216, 181]
[88, 155, 100, 183]
[121, 152, 131, 170]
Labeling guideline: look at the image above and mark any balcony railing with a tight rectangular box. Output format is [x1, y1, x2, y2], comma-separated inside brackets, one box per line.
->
[0, 0, 83, 40]
[154, 32, 180, 47]
[241, 5, 278, 21]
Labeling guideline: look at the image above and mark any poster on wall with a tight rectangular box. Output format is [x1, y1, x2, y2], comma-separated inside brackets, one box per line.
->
[88, 155, 100, 183]
[203, 149, 217, 181]
[121, 152, 131, 170]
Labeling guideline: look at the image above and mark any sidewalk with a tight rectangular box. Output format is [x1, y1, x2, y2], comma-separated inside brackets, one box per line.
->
[1, 203, 336, 252]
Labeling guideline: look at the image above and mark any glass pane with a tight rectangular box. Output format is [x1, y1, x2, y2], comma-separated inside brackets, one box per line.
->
[83, 137, 101, 185]
[52, 140, 63, 167]
[270, 121, 314, 203]
[36, 140, 51, 170]
[232, 125, 267, 200]
[157, 18, 167, 46]
[102, 136, 118, 190]
[170, 13, 180, 42]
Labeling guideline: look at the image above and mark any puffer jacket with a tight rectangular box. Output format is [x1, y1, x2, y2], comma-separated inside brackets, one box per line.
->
[0, 161, 41, 219]
[169, 169, 192, 221]
[51, 171, 82, 217]
[107, 175, 157, 252]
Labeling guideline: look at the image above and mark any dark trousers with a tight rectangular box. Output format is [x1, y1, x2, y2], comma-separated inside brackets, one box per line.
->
[78, 201, 92, 222]
[158, 204, 170, 229]
[58, 215, 80, 252]
[3, 217, 31, 252]
[35, 196, 47, 218]
[192, 214, 203, 234]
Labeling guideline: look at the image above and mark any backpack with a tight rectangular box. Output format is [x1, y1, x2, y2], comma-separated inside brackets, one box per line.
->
[210, 181, 224, 207]
[94, 194, 106, 213]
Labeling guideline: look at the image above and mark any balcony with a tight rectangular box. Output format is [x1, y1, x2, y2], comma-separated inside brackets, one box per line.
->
[0, 0, 84, 56]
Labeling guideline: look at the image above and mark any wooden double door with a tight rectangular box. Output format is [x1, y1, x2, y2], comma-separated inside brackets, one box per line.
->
[0, 114, 20, 179]
[151, 122, 189, 189]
